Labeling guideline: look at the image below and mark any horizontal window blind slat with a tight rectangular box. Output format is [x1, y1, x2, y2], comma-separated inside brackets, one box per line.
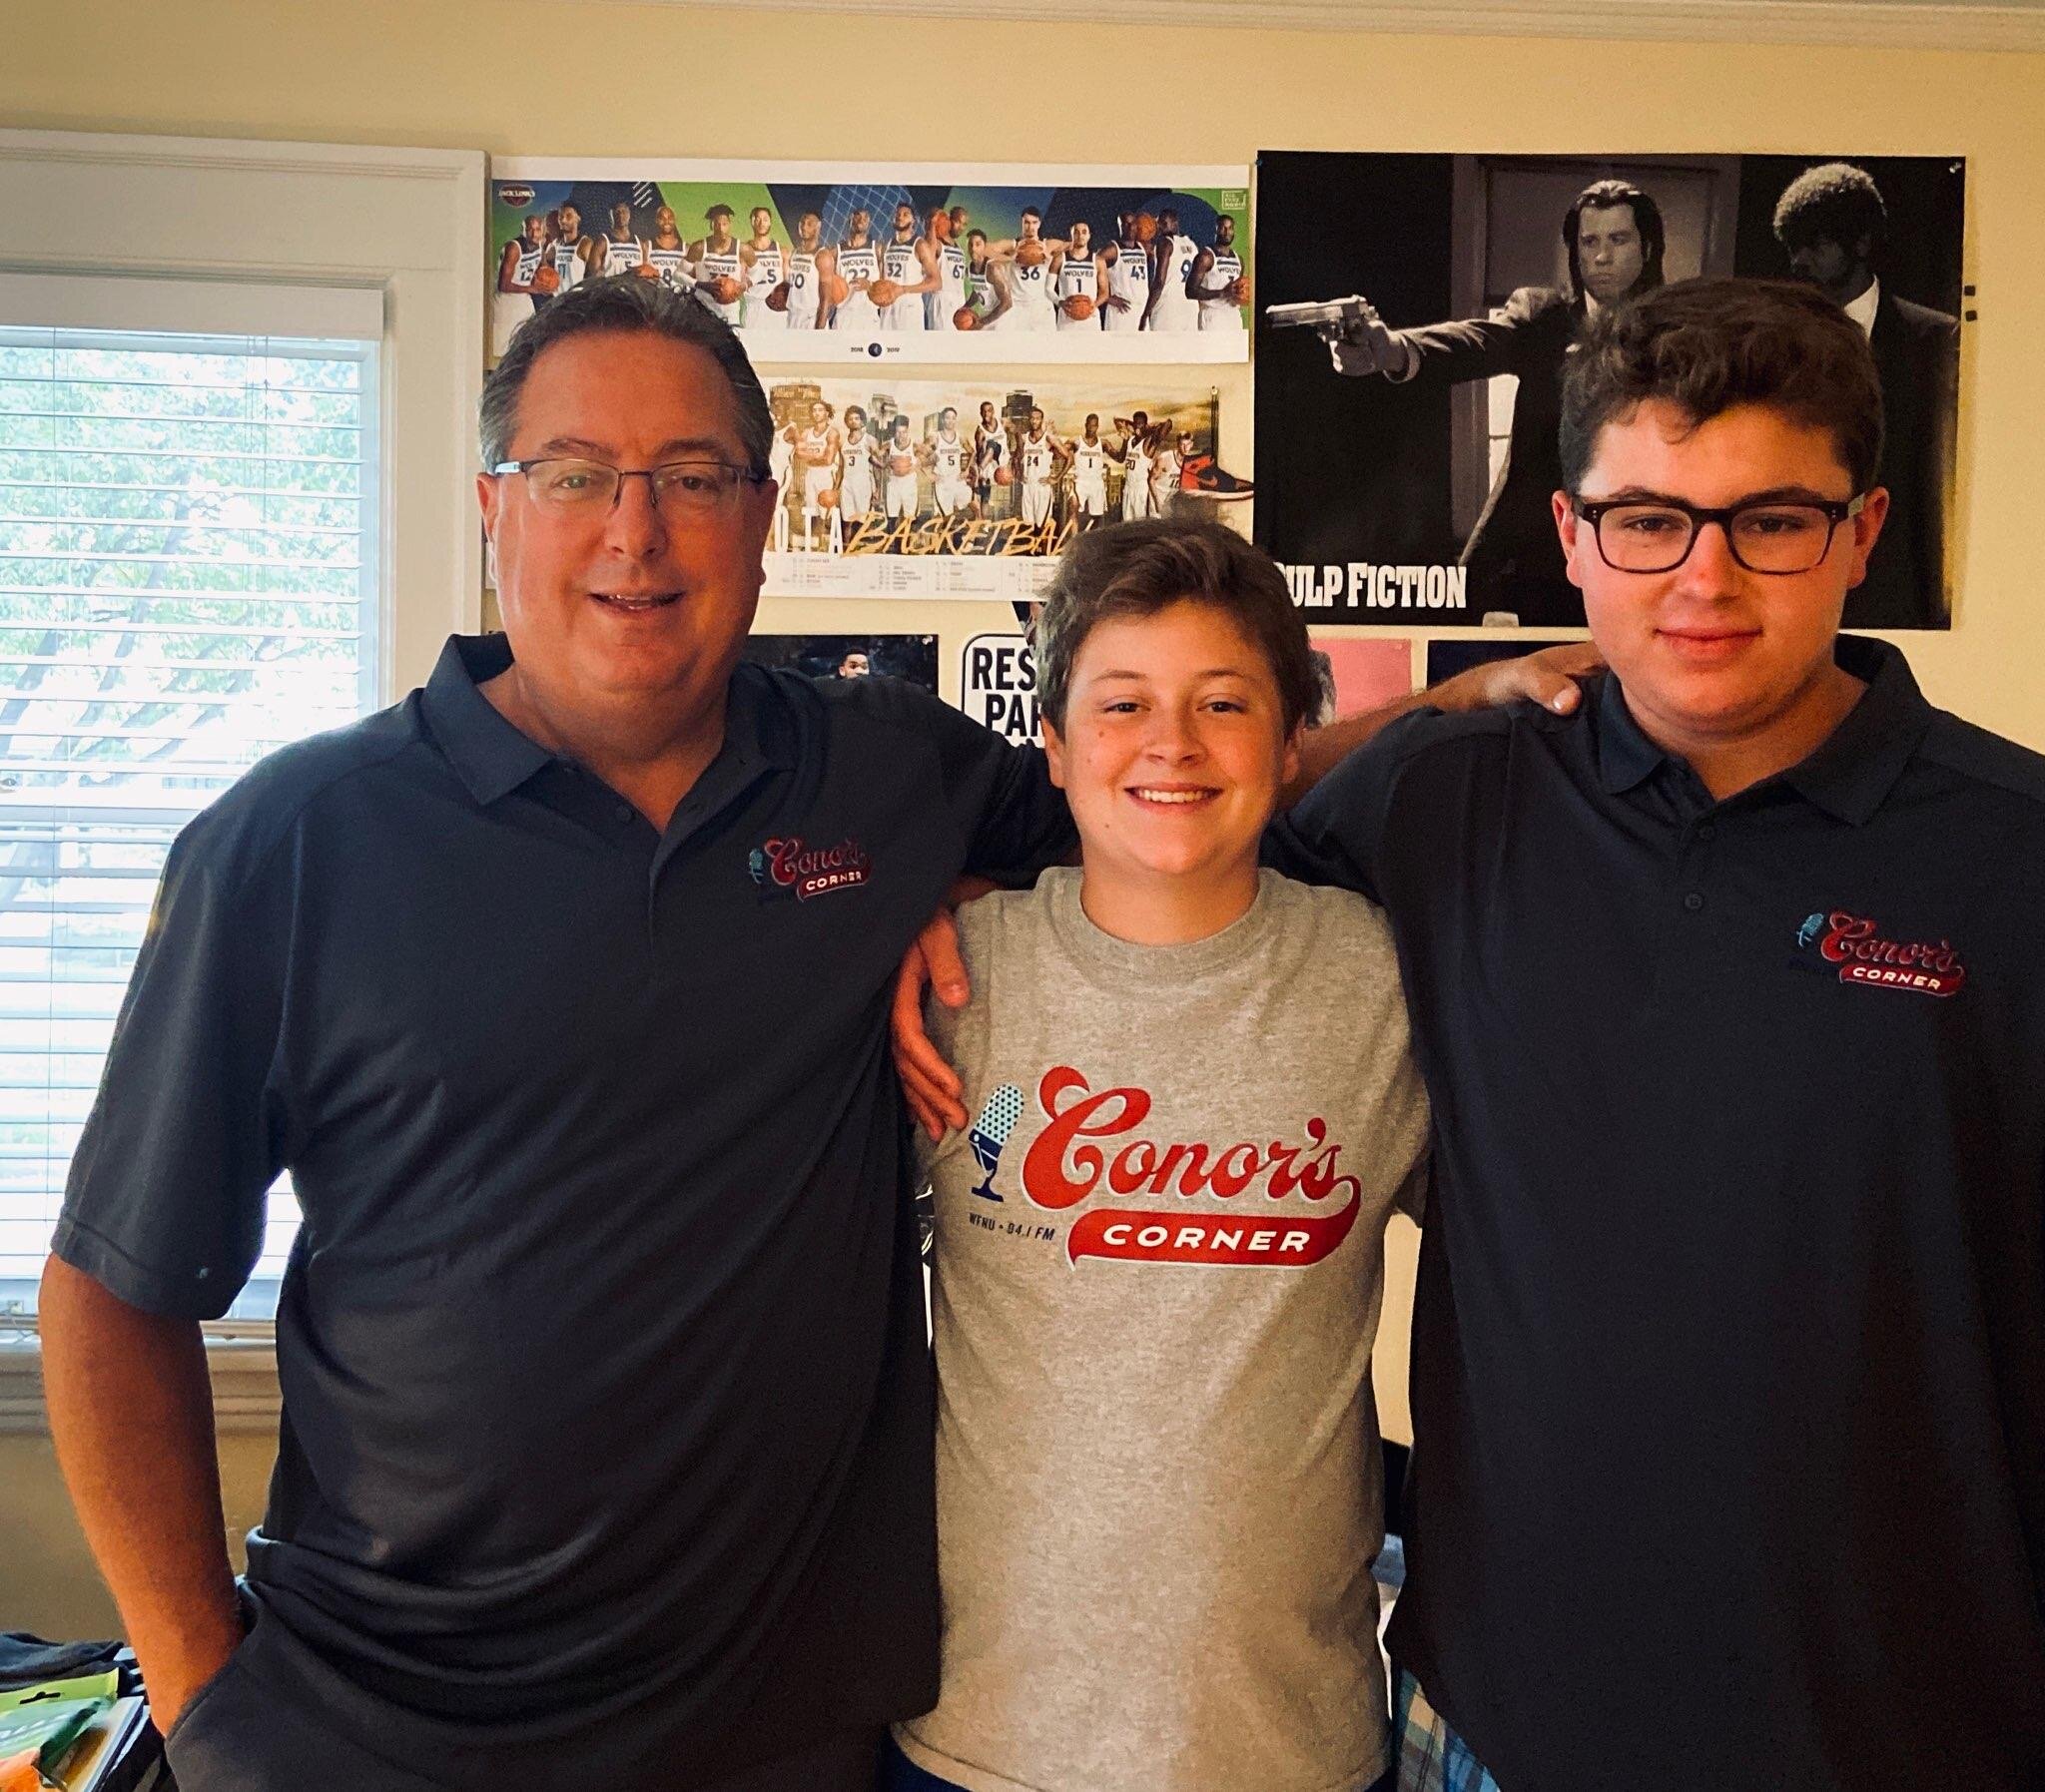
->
[0, 320, 375, 1316]
[0, 445, 361, 467]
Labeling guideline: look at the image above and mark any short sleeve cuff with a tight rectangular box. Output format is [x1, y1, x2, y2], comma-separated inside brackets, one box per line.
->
[49, 1213, 239, 1322]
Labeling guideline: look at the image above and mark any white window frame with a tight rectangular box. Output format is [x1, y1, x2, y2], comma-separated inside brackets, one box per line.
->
[0, 130, 484, 1431]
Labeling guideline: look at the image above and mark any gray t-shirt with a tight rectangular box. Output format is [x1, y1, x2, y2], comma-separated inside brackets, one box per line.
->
[895, 867, 1429, 1792]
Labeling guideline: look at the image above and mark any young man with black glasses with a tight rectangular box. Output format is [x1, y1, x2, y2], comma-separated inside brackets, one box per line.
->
[902, 278, 2045, 1790]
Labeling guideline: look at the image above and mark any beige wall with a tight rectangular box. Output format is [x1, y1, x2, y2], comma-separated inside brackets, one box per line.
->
[4, 0, 2041, 1637]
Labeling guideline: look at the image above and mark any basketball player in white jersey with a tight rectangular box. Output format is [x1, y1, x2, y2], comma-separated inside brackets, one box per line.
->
[689, 205, 746, 327]
[596, 202, 648, 279]
[1069, 412, 1111, 528]
[741, 206, 788, 330]
[928, 407, 973, 517]
[1100, 214, 1151, 334]
[1189, 212, 1247, 331]
[1148, 417, 1184, 513]
[783, 212, 827, 331]
[883, 416, 921, 519]
[985, 208, 1063, 333]
[543, 206, 588, 298]
[768, 413, 797, 554]
[792, 399, 842, 548]
[1017, 407, 1060, 528]
[922, 206, 969, 331]
[491, 215, 546, 356]
[1144, 207, 1202, 334]
[830, 209, 883, 333]
[645, 206, 693, 296]
[971, 400, 1010, 519]
[962, 232, 1012, 331]
[1113, 410, 1154, 521]
[838, 405, 877, 522]
[878, 202, 934, 331]
[1052, 220, 1106, 331]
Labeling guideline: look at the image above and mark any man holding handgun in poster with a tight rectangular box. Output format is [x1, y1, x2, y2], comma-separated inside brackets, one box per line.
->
[1273, 178, 1666, 626]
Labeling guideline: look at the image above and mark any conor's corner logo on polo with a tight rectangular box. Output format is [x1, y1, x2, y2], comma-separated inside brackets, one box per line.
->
[747, 835, 870, 900]
[1796, 908, 1966, 997]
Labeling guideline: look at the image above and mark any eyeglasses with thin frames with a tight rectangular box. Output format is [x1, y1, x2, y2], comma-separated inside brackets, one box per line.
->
[1571, 492, 1866, 575]
[490, 456, 769, 516]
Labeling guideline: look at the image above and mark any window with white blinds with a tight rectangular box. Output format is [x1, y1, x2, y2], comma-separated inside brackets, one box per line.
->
[0, 323, 381, 1319]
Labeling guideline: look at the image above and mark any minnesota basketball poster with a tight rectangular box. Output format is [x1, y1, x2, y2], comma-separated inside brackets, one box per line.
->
[488, 159, 1253, 364]
[759, 374, 1224, 601]
[1253, 151, 1964, 630]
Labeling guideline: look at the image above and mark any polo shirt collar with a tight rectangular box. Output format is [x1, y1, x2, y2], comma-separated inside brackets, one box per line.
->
[421, 634, 798, 808]
[1594, 635, 1930, 825]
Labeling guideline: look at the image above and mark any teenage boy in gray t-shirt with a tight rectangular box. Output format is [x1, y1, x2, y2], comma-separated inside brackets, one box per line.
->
[885, 518, 1429, 1792]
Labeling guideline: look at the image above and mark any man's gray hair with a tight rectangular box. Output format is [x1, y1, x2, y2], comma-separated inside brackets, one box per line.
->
[478, 276, 775, 476]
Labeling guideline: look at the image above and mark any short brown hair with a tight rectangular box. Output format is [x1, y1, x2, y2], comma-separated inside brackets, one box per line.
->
[1032, 517, 1318, 735]
[478, 275, 774, 477]
[1560, 277, 1883, 494]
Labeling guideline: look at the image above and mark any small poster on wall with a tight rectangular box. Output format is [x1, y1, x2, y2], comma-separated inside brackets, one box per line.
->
[489, 160, 1252, 365]
[742, 633, 939, 692]
[959, 633, 1039, 743]
[760, 374, 1226, 602]
[1309, 634, 1417, 722]
[1254, 152, 1963, 631]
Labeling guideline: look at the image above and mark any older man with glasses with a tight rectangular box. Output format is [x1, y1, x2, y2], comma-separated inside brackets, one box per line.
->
[35, 276, 1082, 1792]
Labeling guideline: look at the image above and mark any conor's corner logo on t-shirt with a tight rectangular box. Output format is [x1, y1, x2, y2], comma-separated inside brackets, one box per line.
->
[1014, 1064, 1362, 1269]
[747, 835, 870, 901]
[1795, 907, 1966, 996]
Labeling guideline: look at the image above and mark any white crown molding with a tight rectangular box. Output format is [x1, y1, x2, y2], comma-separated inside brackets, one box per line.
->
[587, 0, 2045, 53]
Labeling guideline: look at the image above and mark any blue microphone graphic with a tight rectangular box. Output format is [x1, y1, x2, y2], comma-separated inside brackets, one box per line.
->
[968, 1082, 1024, 1202]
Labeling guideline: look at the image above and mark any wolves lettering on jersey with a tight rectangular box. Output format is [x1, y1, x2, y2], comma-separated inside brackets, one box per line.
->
[1201, 248, 1244, 315]
[646, 245, 691, 292]
[835, 244, 880, 314]
[601, 238, 644, 276]
[1105, 244, 1150, 330]
[1055, 252, 1095, 304]
[512, 241, 544, 286]
[748, 244, 785, 294]
[884, 240, 921, 288]
[1022, 436, 1055, 483]
[785, 252, 818, 326]
[698, 246, 744, 320]
[929, 244, 968, 327]
[550, 241, 583, 285]
[883, 239, 924, 326]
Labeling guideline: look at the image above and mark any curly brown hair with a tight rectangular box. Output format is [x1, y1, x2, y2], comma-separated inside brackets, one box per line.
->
[1559, 277, 1883, 495]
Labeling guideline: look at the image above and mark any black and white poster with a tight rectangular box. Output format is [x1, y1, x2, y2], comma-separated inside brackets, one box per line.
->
[1254, 153, 1963, 630]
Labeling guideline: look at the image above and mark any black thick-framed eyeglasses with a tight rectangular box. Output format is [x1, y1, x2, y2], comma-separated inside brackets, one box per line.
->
[489, 456, 769, 515]
[1571, 492, 1866, 575]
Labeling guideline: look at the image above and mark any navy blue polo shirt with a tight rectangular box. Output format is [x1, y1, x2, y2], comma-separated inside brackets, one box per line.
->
[55, 635, 1073, 1789]
[1278, 636, 2045, 1791]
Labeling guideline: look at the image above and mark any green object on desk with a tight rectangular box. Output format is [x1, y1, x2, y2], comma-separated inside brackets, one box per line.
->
[0, 1677, 120, 1718]
[0, 1698, 109, 1769]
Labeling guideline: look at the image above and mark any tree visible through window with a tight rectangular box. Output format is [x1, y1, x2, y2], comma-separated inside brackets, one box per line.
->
[0, 327, 379, 1321]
